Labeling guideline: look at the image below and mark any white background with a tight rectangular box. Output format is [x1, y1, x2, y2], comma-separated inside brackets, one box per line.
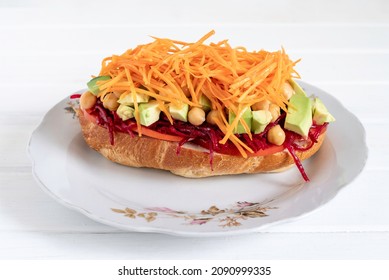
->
[1, 0, 389, 259]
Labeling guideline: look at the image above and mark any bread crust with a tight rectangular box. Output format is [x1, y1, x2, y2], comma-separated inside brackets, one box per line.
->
[78, 110, 326, 178]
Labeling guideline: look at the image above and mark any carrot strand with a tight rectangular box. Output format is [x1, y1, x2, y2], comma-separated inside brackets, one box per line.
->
[95, 30, 299, 156]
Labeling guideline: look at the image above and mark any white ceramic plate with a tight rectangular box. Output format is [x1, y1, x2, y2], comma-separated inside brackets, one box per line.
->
[29, 81, 367, 237]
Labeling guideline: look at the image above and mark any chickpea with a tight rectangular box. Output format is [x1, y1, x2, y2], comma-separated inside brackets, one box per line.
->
[102, 93, 119, 111]
[80, 91, 97, 110]
[282, 82, 295, 100]
[188, 107, 205, 126]
[252, 100, 270, 111]
[206, 110, 219, 125]
[100, 91, 110, 102]
[269, 104, 280, 122]
[267, 125, 286, 146]
[112, 91, 122, 98]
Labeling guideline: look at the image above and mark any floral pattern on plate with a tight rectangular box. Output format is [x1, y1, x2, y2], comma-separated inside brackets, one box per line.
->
[112, 201, 276, 227]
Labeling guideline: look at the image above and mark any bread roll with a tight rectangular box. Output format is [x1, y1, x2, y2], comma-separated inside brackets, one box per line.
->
[78, 110, 326, 178]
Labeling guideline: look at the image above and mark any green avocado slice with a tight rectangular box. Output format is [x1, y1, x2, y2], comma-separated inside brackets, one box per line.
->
[87, 76, 111, 95]
[284, 92, 313, 137]
[139, 101, 161, 126]
[228, 107, 252, 134]
[313, 98, 335, 125]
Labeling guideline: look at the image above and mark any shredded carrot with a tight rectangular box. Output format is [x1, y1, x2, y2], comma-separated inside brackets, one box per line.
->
[94, 30, 299, 156]
[133, 126, 183, 142]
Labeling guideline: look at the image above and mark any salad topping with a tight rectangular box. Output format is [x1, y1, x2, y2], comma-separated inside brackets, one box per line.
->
[73, 31, 335, 181]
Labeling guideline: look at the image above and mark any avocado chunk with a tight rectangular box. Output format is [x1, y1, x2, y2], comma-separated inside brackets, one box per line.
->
[228, 107, 252, 134]
[252, 110, 272, 134]
[313, 98, 335, 125]
[289, 79, 306, 96]
[169, 103, 189, 122]
[87, 76, 111, 95]
[116, 104, 135, 121]
[199, 95, 211, 112]
[284, 92, 313, 137]
[118, 92, 150, 105]
[139, 101, 161, 126]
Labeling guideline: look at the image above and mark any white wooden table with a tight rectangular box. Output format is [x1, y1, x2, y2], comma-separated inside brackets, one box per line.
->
[1, 0, 388, 259]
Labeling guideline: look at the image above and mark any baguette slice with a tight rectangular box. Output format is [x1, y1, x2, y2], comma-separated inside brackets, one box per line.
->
[78, 110, 326, 178]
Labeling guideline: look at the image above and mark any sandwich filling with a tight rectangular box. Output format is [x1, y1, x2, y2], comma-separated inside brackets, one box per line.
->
[73, 30, 335, 181]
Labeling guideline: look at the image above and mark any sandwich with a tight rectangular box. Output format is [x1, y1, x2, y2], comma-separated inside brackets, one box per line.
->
[73, 30, 335, 181]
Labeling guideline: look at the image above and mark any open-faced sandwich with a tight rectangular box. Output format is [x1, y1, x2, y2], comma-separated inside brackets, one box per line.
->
[72, 30, 335, 181]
